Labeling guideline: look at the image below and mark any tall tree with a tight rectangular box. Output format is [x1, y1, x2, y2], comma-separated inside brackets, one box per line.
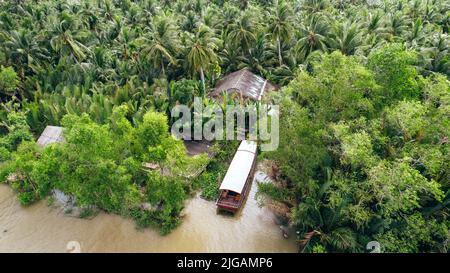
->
[268, 0, 293, 66]
[140, 14, 180, 78]
[328, 21, 363, 55]
[3, 29, 49, 78]
[294, 15, 329, 61]
[186, 25, 219, 95]
[48, 11, 91, 63]
[227, 10, 256, 57]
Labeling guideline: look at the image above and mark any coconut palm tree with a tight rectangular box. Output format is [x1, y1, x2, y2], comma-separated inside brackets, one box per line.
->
[359, 11, 385, 53]
[3, 29, 49, 78]
[217, 3, 240, 36]
[113, 26, 140, 62]
[242, 32, 274, 75]
[47, 11, 92, 63]
[219, 45, 242, 75]
[406, 18, 427, 48]
[140, 14, 180, 78]
[382, 11, 409, 41]
[294, 178, 359, 253]
[268, 0, 293, 66]
[365, 11, 384, 34]
[227, 11, 256, 57]
[186, 25, 219, 95]
[301, 0, 329, 13]
[328, 21, 363, 55]
[418, 33, 450, 76]
[294, 15, 329, 61]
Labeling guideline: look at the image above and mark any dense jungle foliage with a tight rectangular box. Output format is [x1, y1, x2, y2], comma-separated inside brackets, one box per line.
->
[0, 0, 448, 250]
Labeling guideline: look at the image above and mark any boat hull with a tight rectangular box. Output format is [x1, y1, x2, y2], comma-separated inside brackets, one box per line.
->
[216, 155, 256, 214]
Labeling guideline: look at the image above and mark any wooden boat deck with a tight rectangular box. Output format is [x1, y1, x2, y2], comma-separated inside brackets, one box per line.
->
[216, 195, 242, 210]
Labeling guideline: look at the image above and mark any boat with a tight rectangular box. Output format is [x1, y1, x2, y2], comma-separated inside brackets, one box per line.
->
[216, 140, 258, 213]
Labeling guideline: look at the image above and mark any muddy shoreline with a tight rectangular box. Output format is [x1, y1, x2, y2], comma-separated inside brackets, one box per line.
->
[0, 171, 297, 253]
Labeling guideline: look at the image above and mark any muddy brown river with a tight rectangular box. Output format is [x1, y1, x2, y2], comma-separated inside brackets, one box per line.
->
[0, 171, 297, 253]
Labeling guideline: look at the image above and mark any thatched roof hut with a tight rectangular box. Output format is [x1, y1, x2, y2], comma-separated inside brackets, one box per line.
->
[37, 126, 65, 147]
[210, 69, 279, 101]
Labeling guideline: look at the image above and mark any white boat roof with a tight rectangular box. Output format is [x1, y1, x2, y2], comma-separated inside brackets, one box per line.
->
[219, 140, 257, 194]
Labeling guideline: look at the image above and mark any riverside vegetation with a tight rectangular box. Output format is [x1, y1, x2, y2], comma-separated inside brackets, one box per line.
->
[0, 0, 448, 251]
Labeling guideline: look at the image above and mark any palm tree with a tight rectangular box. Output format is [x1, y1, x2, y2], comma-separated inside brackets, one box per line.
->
[186, 25, 219, 95]
[294, 15, 329, 61]
[227, 11, 256, 57]
[406, 18, 427, 48]
[381, 11, 409, 41]
[104, 14, 123, 42]
[301, 0, 329, 13]
[114, 26, 139, 61]
[294, 179, 359, 253]
[140, 14, 180, 78]
[3, 29, 49, 78]
[0, 10, 14, 32]
[180, 11, 198, 33]
[359, 11, 385, 53]
[91, 46, 112, 82]
[407, 0, 424, 20]
[47, 11, 91, 63]
[242, 32, 274, 75]
[422, 0, 442, 24]
[365, 11, 384, 34]
[268, 0, 294, 66]
[219, 45, 241, 75]
[149, 78, 170, 113]
[217, 3, 240, 35]
[418, 33, 449, 76]
[328, 21, 363, 55]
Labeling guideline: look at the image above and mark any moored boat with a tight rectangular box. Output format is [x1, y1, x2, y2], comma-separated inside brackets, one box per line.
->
[216, 140, 258, 213]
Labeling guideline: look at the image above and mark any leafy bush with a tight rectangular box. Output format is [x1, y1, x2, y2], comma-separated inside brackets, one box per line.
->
[368, 43, 421, 102]
[0, 107, 206, 233]
[194, 141, 239, 200]
[0, 66, 19, 96]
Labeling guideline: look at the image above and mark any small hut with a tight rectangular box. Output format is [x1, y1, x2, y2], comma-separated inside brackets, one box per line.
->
[210, 69, 279, 101]
[37, 126, 65, 147]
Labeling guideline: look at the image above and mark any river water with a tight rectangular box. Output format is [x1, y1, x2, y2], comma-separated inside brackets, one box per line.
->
[0, 171, 297, 253]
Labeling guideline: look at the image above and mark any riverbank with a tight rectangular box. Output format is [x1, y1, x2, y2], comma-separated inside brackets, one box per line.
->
[0, 170, 297, 253]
